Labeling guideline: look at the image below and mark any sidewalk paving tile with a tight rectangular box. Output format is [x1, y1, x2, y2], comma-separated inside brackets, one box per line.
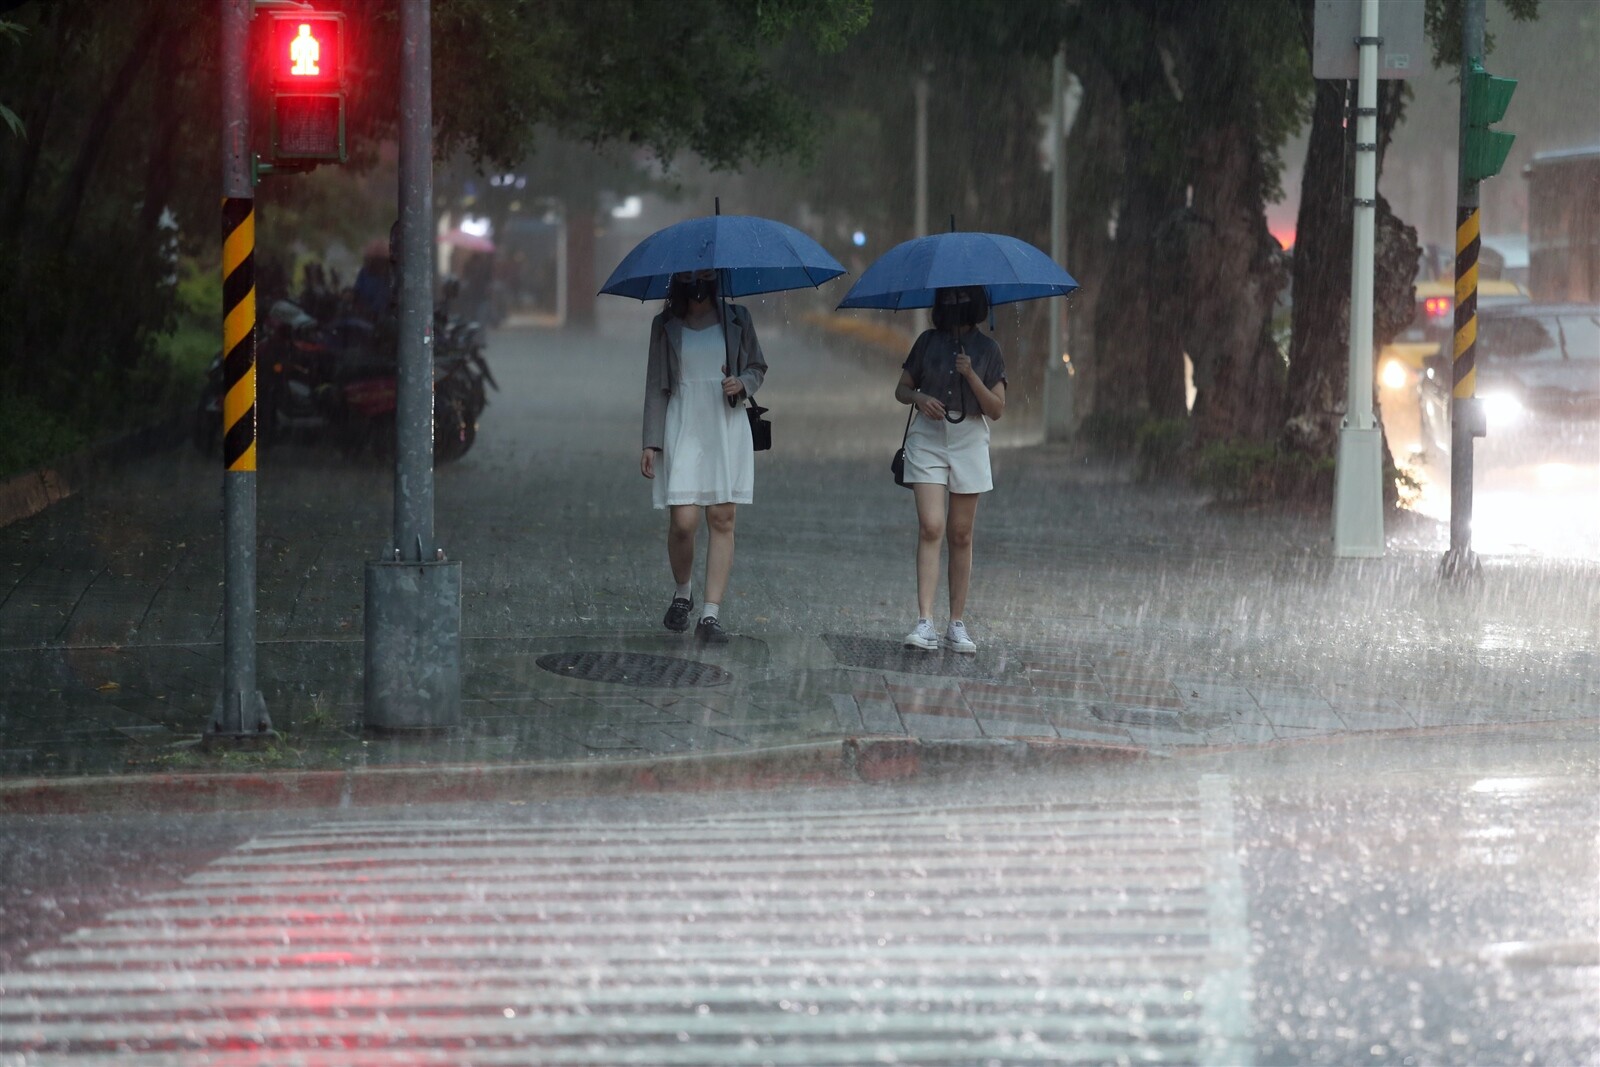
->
[898, 711, 983, 740]
[1262, 706, 1348, 731]
[829, 693, 865, 732]
[857, 698, 904, 735]
[976, 717, 1058, 739]
[1056, 723, 1135, 745]
[1333, 708, 1420, 732]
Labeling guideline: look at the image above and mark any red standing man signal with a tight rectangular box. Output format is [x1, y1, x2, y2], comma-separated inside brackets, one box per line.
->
[265, 11, 345, 165]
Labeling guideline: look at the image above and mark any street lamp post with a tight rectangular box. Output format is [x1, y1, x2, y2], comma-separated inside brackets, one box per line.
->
[1332, 0, 1386, 558]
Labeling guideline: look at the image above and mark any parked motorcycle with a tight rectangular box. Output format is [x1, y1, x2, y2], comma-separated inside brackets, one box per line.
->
[192, 291, 496, 463]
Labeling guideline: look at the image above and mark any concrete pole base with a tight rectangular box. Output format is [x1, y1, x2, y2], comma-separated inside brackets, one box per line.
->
[1439, 546, 1482, 580]
[205, 691, 274, 744]
[1333, 425, 1386, 558]
[364, 559, 463, 732]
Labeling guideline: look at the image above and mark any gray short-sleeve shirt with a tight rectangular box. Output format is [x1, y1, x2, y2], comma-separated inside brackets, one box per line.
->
[902, 329, 1007, 417]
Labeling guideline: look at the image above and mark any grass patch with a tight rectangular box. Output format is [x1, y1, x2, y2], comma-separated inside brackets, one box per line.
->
[1134, 418, 1190, 481]
[1195, 440, 1335, 505]
[147, 256, 220, 399]
[0, 393, 90, 478]
[1078, 410, 1144, 458]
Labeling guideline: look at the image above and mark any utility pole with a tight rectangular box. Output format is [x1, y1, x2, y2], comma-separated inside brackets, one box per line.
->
[209, 0, 273, 743]
[1044, 46, 1074, 444]
[1441, 0, 1516, 578]
[363, 0, 463, 731]
[913, 73, 928, 239]
[1332, 0, 1386, 558]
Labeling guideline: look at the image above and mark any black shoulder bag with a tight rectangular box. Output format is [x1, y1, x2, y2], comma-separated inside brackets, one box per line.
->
[723, 301, 771, 451]
[891, 404, 914, 488]
[746, 398, 771, 451]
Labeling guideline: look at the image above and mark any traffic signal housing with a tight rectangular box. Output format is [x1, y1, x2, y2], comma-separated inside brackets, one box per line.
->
[265, 11, 346, 165]
[1463, 61, 1516, 182]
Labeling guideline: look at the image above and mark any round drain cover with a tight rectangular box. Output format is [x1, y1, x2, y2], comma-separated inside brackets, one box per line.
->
[536, 650, 732, 688]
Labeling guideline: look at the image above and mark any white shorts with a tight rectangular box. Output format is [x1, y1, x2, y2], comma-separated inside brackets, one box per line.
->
[903, 412, 993, 494]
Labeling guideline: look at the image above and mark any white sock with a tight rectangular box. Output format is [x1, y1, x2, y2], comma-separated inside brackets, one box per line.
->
[918, 617, 932, 627]
[675, 582, 691, 600]
[702, 602, 720, 621]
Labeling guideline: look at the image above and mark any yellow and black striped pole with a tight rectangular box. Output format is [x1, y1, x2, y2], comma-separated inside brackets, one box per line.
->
[1452, 207, 1480, 405]
[210, 0, 272, 740]
[1443, 0, 1490, 578]
[221, 197, 256, 474]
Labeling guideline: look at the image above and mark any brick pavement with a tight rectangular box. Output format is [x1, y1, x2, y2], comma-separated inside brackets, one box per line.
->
[1, 302, 1595, 785]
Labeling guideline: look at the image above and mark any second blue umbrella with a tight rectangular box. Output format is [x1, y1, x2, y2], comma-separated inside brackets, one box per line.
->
[837, 231, 1078, 310]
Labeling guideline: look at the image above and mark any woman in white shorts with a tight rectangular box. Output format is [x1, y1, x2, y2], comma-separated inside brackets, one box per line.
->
[640, 269, 767, 645]
[893, 286, 1007, 654]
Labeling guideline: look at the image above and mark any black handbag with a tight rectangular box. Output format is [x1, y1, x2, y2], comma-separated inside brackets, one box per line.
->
[891, 405, 914, 488]
[719, 302, 771, 452]
[747, 398, 771, 452]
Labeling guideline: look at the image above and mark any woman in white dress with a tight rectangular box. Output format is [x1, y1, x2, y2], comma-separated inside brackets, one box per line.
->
[640, 269, 767, 644]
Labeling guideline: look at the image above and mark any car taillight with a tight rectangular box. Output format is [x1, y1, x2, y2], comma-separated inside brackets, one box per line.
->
[1424, 296, 1453, 319]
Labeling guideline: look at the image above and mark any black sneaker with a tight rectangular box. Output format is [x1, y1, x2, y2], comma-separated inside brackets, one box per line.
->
[695, 616, 730, 645]
[663, 596, 693, 633]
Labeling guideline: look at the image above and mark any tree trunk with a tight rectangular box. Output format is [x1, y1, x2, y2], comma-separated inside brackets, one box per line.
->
[1063, 62, 1121, 426]
[1182, 123, 1288, 445]
[1283, 76, 1417, 458]
[1282, 80, 1352, 456]
[1088, 63, 1187, 436]
[54, 11, 164, 247]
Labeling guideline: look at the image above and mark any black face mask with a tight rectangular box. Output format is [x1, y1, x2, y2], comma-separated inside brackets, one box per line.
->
[687, 278, 715, 303]
[934, 298, 980, 330]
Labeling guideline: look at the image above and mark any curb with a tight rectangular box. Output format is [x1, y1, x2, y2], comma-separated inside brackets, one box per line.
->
[0, 736, 1149, 816]
[0, 413, 186, 530]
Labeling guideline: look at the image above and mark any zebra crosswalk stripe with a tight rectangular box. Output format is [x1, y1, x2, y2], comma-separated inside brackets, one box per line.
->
[0, 786, 1253, 1066]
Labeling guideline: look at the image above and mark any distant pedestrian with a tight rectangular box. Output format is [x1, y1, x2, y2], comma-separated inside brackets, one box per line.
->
[640, 269, 768, 644]
[894, 286, 1007, 654]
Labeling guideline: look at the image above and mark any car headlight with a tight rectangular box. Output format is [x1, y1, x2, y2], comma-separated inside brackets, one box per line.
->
[1481, 391, 1524, 427]
[1380, 358, 1410, 391]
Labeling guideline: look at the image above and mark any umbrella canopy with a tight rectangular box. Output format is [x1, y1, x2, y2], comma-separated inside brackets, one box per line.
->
[837, 231, 1078, 310]
[600, 214, 845, 300]
[442, 228, 495, 254]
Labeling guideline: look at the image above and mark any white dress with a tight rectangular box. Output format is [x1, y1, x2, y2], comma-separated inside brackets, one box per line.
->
[653, 323, 754, 508]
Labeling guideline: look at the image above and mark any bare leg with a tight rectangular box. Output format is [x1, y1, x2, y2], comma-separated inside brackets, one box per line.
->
[667, 505, 699, 588]
[704, 502, 737, 608]
[912, 483, 947, 620]
[946, 492, 979, 620]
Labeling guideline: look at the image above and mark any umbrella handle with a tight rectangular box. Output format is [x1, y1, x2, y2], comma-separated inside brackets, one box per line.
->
[722, 293, 740, 407]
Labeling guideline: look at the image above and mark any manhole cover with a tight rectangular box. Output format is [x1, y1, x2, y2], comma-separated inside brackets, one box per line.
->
[535, 651, 732, 688]
[822, 634, 1010, 680]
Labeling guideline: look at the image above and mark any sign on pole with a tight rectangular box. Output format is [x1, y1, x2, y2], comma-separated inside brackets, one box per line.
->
[1312, 0, 1425, 80]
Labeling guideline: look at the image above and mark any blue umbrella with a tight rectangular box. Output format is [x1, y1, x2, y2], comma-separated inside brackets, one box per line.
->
[599, 213, 846, 300]
[836, 231, 1078, 310]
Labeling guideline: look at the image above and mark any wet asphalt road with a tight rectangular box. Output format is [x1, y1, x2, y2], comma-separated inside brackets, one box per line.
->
[1, 726, 1594, 1065]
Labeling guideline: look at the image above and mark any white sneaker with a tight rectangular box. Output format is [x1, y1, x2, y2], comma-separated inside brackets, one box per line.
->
[944, 620, 977, 654]
[903, 619, 940, 651]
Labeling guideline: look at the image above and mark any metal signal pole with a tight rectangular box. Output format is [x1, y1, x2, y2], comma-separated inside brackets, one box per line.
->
[363, 0, 463, 731]
[210, 0, 273, 742]
[1442, 0, 1489, 578]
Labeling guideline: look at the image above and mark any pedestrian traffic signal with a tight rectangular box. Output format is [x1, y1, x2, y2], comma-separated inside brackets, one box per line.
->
[265, 11, 346, 164]
[1463, 61, 1515, 182]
